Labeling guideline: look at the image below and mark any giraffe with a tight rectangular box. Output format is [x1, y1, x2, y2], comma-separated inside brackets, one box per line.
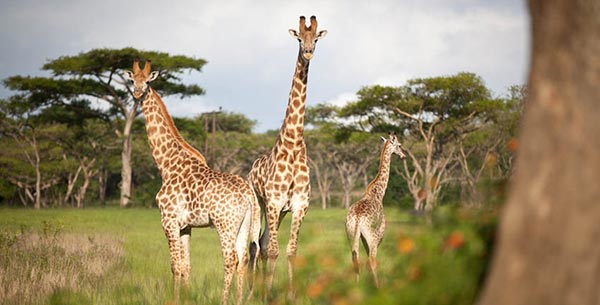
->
[123, 60, 260, 305]
[247, 15, 327, 298]
[345, 132, 407, 287]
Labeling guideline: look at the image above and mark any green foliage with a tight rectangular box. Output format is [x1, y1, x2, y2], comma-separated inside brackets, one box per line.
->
[42, 47, 206, 98]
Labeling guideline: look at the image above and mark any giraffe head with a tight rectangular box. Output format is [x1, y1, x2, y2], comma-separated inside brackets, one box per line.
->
[123, 60, 159, 99]
[381, 132, 408, 159]
[289, 16, 327, 61]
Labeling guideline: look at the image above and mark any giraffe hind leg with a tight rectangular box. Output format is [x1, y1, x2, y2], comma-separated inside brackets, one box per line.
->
[234, 207, 252, 305]
[365, 236, 380, 288]
[347, 220, 362, 283]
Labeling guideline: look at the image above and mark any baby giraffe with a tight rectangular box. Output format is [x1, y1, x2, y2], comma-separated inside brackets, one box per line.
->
[345, 132, 407, 287]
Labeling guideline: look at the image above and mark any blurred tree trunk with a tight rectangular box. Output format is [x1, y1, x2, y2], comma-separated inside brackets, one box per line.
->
[98, 165, 108, 206]
[478, 0, 600, 304]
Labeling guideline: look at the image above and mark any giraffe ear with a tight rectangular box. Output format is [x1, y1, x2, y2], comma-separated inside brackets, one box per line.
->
[147, 71, 159, 83]
[289, 29, 300, 39]
[316, 30, 328, 40]
[123, 70, 134, 81]
[381, 136, 387, 142]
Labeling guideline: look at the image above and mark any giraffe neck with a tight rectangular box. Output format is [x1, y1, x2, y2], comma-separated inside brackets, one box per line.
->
[365, 142, 393, 204]
[141, 88, 207, 178]
[276, 51, 309, 149]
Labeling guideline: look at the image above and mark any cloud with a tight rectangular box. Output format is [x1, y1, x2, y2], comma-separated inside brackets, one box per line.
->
[0, 0, 528, 132]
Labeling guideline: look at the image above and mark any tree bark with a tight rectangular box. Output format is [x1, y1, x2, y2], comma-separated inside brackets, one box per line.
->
[119, 110, 135, 207]
[478, 0, 600, 304]
[98, 165, 108, 206]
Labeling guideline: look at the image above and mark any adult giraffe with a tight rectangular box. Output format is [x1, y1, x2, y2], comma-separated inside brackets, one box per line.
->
[247, 15, 327, 298]
[124, 60, 260, 305]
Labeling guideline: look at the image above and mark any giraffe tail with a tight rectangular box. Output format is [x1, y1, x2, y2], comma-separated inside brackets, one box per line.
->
[247, 189, 261, 296]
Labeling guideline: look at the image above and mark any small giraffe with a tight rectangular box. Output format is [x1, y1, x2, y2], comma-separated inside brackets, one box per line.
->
[124, 60, 260, 305]
[247, 16, 327, 298]
[345, 132, 407, 287]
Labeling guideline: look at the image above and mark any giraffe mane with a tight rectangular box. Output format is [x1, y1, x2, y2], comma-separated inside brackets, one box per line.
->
[149, 89, 207, 165]
[365, 139, 390, 195]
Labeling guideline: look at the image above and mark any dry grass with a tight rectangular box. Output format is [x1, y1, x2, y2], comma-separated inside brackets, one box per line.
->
[0, 221, 123, 305]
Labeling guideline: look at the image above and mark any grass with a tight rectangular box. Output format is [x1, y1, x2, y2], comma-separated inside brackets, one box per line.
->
[0, 206, 496, 305]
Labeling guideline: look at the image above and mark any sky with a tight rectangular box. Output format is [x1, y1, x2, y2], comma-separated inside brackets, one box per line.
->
[0, 0, 529, 132]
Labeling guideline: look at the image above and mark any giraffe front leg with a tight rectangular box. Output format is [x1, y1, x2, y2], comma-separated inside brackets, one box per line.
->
[162, 222, 183, 301]
[286, 204, 308, 300]
[264, 205, 281, 301]
[179, 226, 192, 286]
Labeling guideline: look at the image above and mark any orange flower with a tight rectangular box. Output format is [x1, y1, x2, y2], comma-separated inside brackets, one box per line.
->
[306, 282, 325, 299]
[293, 255, 307, 269]
[306, 275, 329, 299]
[507, 138, 519, 152]
[444, 231, 465, 251]
[397, 237, 415, 254]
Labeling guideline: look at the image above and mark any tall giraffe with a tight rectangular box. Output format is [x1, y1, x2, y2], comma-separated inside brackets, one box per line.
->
[345, 132, 407, 287]
[124, 60, 260, 305]
[247, 16, 327, 297]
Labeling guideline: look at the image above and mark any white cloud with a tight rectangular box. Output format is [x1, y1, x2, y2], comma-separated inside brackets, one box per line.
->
[0, 0, 528, 132]
[324, 92, 358, 107]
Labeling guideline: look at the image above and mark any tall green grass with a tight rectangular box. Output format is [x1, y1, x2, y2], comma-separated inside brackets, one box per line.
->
[0, 206, 496, 305]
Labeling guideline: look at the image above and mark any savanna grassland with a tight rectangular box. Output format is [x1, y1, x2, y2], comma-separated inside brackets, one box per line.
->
[0, 206, 496, 305]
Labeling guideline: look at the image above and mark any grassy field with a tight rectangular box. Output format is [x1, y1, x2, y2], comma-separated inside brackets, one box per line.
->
[0, 206, 496, 305]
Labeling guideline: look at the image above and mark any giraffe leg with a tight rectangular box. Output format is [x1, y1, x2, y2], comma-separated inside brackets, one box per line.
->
[285, 205, 308, 300]
[346, 218, 361, 283]
[264, 206, 282, 301]
[234, 207, 251, 305]
[179, 226, 192, 287]
[218, 234, 237, 305]
[163, 222, 183, 301]
[367, 238, 380, 288]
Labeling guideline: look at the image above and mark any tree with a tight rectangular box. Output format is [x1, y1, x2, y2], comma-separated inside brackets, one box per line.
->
[340, 73, 503, 211]
[455, 85, 525, 206]
[478, 0, 600, 304]
[331, 132, 379, 208]
[306, 104, 343, 209]
[4, 48, 206, 207]
[0, 96, 64, 208]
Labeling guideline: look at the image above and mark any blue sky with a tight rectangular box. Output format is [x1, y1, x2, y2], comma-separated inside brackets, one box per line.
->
[0, 0, 529, 132]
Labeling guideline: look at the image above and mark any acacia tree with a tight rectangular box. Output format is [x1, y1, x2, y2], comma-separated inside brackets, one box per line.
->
[339, 73, 503, 211]
[4, 48, 206, 207]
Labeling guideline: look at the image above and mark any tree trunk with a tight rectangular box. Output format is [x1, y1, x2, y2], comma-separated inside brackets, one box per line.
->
[98, 165, 108, 206]
[478, 0, 600, 304]
[120, 112, 135, 207]
[32, 134, 42, 210]
[64, 163, 82, 207]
